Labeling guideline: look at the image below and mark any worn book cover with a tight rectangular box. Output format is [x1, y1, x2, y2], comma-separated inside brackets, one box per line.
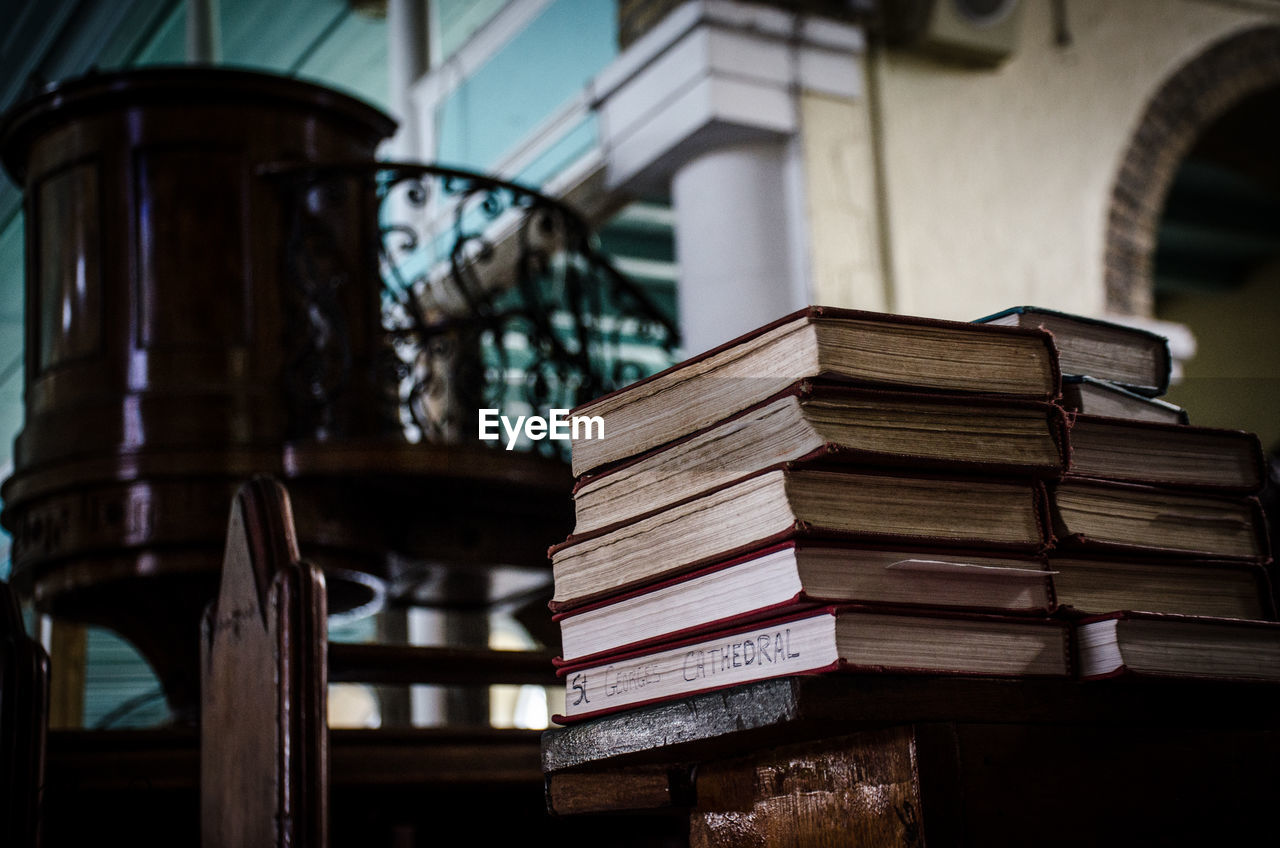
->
[572, 380, 1068, 534]
[1076, 610, 1280, 682]
[1064, 413, 1265, 494]
[552, 467, 1053, 609]
[976, 305, 1170, 396]
[569, 305, 1061, 477]
[1049, 477, 1269, 561]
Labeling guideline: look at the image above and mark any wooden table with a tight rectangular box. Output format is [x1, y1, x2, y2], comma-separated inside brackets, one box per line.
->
[542, 675, 1280, 847]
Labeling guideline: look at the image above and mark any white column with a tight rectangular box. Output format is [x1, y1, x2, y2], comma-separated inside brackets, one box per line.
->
[387, 0, 430, 158]
[591, 0, 866, 356]
[671, 142, 802, 352]
[185, 0, 221, 63]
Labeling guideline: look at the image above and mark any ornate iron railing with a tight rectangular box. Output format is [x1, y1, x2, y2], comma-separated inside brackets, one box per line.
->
[265, 162, 680, 456]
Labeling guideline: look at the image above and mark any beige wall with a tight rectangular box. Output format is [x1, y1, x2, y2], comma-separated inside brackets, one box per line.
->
[804, 0, 1277, 322]
[800, 91, 891, 313]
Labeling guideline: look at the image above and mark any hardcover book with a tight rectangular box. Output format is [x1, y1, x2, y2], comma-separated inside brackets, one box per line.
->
[554, 541, 1054, 663]
[976, 306, 1170, 396]
[570, 305, 1061, 478]
[556, 606, 1072, 722]
[572, 383, 1066, 535]
[551, 468, 1051, 609]
[1076, 611, 1280, 682]
[1049, 477, 1269, 561]
[1051, 555, 1273, 621]
[1061, 376, 1188, 425]
[1065, 414, 1264, 494]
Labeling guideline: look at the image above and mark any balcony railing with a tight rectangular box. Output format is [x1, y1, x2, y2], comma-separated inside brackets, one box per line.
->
[265, 161, 680, 456]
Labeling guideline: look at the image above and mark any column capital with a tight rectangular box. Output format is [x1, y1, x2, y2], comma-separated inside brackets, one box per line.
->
[591, 0, 865, 194]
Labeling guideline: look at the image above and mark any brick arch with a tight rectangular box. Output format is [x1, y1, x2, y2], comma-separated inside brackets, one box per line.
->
[1104, 25, 1280, 316]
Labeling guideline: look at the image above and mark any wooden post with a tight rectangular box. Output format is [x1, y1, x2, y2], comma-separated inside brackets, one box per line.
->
[201, 477, 328, 848]
[46, 619, 85, 729]
[1, 581, 50, 848]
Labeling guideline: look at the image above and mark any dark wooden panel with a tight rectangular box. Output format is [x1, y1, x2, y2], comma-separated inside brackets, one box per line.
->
[35, 160, 102, 373]
[548, 766, 693, 815]
[1, 581, 50, 848]
[134, 145, 250, 349]
[949, 722, 1280, 846]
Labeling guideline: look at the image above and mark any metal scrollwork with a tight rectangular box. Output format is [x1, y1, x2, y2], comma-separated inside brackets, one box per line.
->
[280, 177, 357, 440]
[267, 161, 680, 457]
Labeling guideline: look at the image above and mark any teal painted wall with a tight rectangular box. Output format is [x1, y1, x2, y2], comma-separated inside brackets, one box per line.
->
[436, 0, 616, 172]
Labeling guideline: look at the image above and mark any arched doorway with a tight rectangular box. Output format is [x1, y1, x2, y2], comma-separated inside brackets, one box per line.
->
[1105, 26, 1280, 451]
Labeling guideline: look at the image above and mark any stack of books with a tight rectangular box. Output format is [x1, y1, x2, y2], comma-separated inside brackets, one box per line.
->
[549, 307, 1076, 721]
[978, 306, 1279, 681]
[547, 306, 1279, 723]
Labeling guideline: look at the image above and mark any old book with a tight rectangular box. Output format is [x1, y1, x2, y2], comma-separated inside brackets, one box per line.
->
[556, 606, 1071, 721]
[1061, 376, 1188, 424]
[1077, 611, 1280, 682]
[1066, 415, 1264, 493]
[570, 306, 1061, 477]
[1052, 556, 1272, 620]
[1049, 477, 1268, 560]
[572, 383, 1066, 535]
[551, 468, 1050, 609]
[554, 542, 1054, 663]
[976, 306, 1170, 396]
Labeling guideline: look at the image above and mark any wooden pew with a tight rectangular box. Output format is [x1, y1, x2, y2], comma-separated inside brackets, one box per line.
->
[201, 476, 327, 848]
[1, 579, 51, 847]
[199, 476, 685, 846]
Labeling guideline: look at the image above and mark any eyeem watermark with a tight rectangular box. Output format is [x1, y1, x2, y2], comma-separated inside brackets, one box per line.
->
[479, 408, 604, 450]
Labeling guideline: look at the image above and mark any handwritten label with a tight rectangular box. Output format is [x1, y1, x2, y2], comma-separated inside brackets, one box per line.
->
[682, 628, 802, 682]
